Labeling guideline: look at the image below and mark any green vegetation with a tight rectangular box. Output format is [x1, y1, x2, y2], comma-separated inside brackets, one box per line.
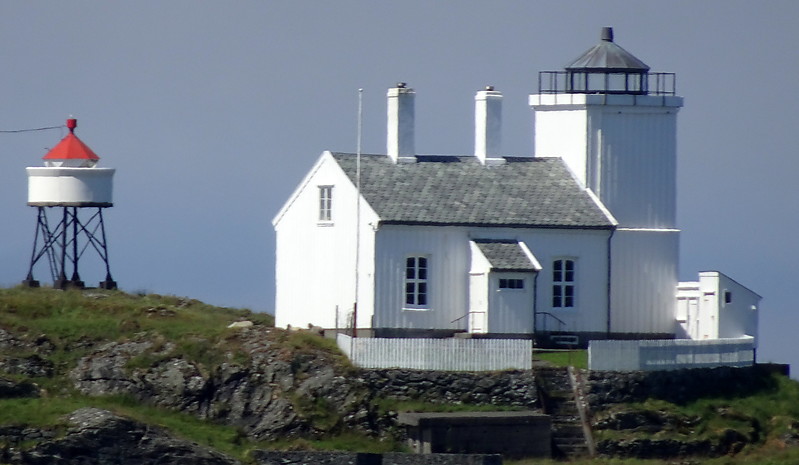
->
[0, 394, 248, 457]
[0, 287, 797, 464]
[373, 398, 525, 415]
[0, 287, 272, 376]
[593, 373, 799, 449]
[0, 287, 281, 462]
[507, 450, 799, 465]
[533, 349, 588, 369]
[0, 287, 407, 461]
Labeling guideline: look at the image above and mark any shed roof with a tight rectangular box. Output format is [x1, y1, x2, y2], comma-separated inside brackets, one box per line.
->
[331, 153, 615, 229]
[472, 239, 539, 272]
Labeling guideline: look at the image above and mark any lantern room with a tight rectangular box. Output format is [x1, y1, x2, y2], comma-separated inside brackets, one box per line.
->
[27, 118, 114, 206]
[537, 27, 676, 96]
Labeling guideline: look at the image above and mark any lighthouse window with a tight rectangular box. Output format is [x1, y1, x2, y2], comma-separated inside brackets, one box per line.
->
[552, 259, 575, 308]
[318, 186, 333, 222]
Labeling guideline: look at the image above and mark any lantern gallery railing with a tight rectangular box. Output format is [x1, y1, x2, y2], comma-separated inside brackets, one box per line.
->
[538, 71, 676, 96]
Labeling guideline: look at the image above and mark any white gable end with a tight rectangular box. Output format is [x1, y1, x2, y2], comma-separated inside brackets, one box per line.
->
[274, 150, 380, 330]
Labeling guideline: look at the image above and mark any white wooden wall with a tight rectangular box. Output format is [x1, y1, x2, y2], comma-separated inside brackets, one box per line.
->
[610, 229, 679, 335]
[532, 94, 682, 230]
[273, 152, 378, 329]
[373, 225, 610, 335]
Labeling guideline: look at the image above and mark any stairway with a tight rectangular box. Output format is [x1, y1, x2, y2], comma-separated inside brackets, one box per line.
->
[535, 366, 592, 459]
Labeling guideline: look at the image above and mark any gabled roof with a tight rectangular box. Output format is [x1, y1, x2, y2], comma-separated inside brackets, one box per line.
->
[42, 132, 100, 161]
[472, 239, 540, 272]
[331, 153, 615, 229]
[566, 28, 649, 72]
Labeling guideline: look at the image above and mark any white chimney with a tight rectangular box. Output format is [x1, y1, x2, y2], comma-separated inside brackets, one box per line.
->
[475, 86, 503, 165]
[387, 83, 416, 163]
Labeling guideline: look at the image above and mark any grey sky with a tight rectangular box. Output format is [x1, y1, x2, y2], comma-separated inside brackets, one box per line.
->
[1, 2, 797, 371]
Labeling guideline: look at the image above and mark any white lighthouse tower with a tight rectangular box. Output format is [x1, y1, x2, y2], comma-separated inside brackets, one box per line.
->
[23, 118, 117, 289]
[530, 27, 683, 337]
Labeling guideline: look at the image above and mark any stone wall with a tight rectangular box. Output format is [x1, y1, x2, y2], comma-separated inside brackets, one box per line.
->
[358, 369, 538, 408]
[585, 364, 781, 408]
[252, 451, 502, 465]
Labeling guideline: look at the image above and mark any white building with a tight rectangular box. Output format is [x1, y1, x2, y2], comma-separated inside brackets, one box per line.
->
[273, 28, 760, 348]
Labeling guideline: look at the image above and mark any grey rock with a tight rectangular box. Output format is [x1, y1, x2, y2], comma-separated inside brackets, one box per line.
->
[0, 378, 40, 398]
[0, 355, 55, 378]
[11, 408, 241, 465]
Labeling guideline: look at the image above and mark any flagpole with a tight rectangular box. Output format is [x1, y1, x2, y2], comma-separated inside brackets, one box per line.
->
[353, 88, 363, 337]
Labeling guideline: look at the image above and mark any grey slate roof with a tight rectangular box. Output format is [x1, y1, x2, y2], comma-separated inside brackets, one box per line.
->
[472, 239, 538, 272]
[331, 153, 614, 229]
[566, 28, 649, 72]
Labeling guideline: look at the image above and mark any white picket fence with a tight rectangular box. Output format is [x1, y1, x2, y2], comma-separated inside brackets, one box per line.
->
[588, 337, 755, 371]
[336, 333, 532, 371]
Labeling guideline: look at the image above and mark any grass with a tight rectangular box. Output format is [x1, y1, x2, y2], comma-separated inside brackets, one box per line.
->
[593, 373, 799, 451]
[1, 287, 799, 464]
[0, 287, 283, 461]
[373, 397, 527, 415]
[265, 432, 405, 455]
[533, 348, 587, 369]
[0, 286, 273, 374]
[506, 447, 799, 465]
[0, 394, 252, 460]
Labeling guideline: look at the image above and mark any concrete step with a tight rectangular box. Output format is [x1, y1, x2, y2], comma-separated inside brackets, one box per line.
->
[535, 365, 592, 459]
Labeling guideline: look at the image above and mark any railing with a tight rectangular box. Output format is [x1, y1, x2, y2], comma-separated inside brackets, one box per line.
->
[536, 311, 567, 333]
[538, 71, 676, 96]
[450, 311, 484, 324]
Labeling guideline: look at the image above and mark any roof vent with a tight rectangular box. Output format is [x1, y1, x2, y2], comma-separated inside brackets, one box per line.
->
[601, 26, 614, 42]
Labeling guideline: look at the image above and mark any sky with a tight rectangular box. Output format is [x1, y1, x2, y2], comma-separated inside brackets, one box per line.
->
[1, 2, 797, 371]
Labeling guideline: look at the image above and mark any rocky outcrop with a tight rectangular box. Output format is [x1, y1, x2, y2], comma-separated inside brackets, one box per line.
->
[0, 378, 40, 398]
[1, 408, 241, 465]
[595, 428, 753, 459]
[587, 366, 773, 459]
[69, 327, 374, 440]
[67, 328, 540, 442]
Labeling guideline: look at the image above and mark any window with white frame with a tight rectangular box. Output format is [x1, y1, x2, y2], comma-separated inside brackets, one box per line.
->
[552, 259, 575, 308]
[318, 186, 333, 222]
[405, 256, 428, 308]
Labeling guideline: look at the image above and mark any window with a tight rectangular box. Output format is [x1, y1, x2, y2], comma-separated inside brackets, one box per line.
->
[552, 259, 575, 308]
[405, 256, 428, 308]
[499, 278, 524, 289]
[724, 290, 732, 305]
[318, 186, 333, 222]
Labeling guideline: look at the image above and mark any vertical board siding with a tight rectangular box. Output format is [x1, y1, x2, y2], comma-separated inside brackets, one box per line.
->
[374, 225, 610, 335]
[589, 337, 755, 371]
[610, 229, 678, 335]
[596, 109, 677, 229]
[337, 334, 532, 371]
